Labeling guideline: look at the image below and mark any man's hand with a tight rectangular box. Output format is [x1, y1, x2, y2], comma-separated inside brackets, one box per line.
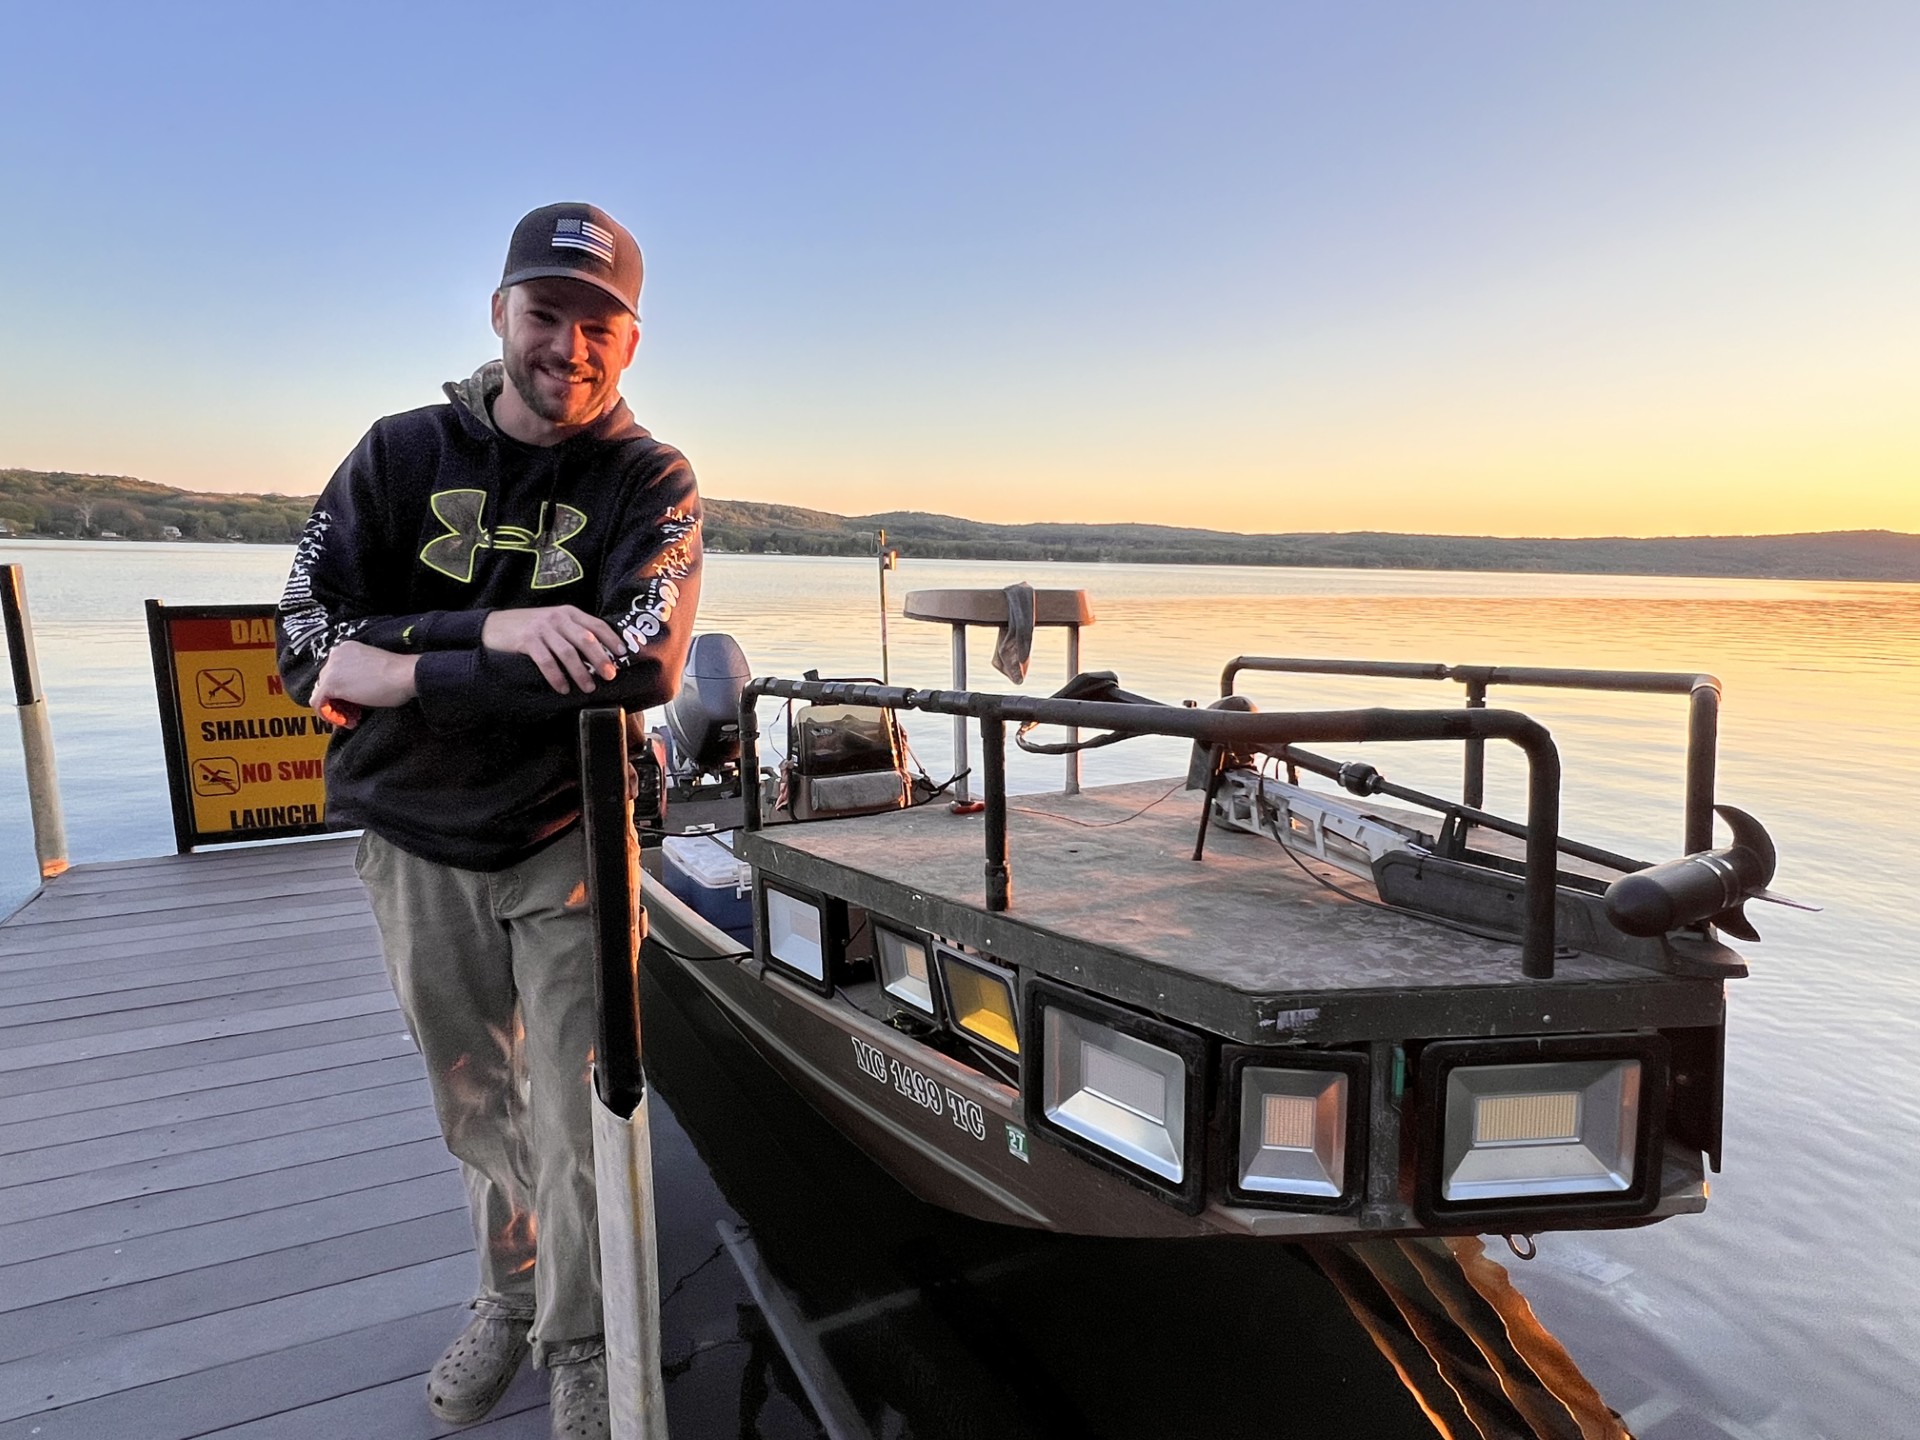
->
[482, 606, 625, 695]
[311, 641, 421, 729]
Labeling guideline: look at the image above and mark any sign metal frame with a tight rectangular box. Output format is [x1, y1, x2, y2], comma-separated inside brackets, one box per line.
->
[146, 600, 337, 853]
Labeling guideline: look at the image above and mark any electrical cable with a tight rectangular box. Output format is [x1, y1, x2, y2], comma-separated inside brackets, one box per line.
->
[646, 933, 754, 964]
[661, 1336, 750, 1380]
[658, 1239, 728, 1308]
[1271, 835, 1521, 946]
[899, 735, 965, 800]
[1010, 779, 1186, 829]
[1014, 724, 1134, 756]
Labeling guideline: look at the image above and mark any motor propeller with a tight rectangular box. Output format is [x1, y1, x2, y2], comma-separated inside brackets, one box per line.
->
[1604, 805, 1816, 941]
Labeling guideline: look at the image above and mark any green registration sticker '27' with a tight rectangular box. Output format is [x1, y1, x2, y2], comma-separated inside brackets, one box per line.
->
[1007, 1125, 1030, 1163]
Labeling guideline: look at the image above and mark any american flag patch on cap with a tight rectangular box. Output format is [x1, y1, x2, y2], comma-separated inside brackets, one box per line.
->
[552, 216, 617, 265]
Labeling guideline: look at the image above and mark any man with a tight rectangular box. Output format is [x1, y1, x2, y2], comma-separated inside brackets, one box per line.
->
[276, 201, 700, 1439]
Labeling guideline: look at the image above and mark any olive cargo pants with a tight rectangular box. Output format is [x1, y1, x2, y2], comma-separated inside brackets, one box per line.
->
[356, 829, 603, 1365]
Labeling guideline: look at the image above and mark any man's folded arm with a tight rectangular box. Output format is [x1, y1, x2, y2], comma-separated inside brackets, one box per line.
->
[412, 480, 703, 731]
[275, 425, 495, 706]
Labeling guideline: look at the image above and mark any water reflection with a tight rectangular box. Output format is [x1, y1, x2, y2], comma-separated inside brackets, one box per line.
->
[1312, 1239, 1627, 1440]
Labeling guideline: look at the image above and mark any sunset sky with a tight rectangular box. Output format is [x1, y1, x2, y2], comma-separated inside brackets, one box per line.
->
[2, 2, 1915, 537]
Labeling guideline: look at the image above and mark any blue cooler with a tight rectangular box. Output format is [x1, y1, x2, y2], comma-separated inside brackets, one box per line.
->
[660, 832, 754, 945]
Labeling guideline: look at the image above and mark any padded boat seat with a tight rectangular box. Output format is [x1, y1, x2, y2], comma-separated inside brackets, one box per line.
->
[902, 588, 1096, 627]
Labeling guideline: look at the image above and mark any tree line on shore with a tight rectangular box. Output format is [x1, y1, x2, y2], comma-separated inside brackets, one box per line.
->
[0, 470, 314, 543]
[4, 469, 1915, 582]
[701, 501, 1920, 581]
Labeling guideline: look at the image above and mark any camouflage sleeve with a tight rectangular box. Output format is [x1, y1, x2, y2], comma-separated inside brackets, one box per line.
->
[274, 426, 487, 706]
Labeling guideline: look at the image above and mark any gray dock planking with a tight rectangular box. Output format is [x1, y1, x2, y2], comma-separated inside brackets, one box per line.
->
[0, 839, 552, 1438]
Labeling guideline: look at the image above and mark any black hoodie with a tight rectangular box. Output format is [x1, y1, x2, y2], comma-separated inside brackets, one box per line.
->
[276, 362, 701, 869]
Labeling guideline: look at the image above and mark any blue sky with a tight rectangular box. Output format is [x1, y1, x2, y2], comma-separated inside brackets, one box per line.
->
[2, 1, 1915, 535]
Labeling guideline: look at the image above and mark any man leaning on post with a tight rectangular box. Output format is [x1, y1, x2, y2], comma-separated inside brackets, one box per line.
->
[275, 201, 701, 1439]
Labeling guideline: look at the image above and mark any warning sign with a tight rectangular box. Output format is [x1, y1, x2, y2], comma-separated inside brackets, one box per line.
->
[147, 603, 336, 851]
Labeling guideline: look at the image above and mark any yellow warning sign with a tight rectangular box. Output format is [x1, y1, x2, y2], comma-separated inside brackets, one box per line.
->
[148, 605, 335, 849]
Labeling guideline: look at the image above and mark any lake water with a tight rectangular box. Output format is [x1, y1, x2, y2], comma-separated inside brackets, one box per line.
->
[3, 540, 1916, 1437]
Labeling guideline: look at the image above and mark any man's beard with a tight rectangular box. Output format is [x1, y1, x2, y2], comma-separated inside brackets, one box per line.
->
[503, 349, 613, 428]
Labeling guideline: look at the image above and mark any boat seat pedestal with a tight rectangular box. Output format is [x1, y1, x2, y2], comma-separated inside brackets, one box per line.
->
[903, 588, 1096, 802]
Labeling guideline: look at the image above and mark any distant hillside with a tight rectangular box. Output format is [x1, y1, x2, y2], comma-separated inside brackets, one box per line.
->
[5, 469, 1916, 581]
[0, 470, 315, 543]
[708, 501, 1920, 582]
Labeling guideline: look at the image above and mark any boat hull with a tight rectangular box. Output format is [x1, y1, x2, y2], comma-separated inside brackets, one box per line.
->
[642, 869, 1707, 1241]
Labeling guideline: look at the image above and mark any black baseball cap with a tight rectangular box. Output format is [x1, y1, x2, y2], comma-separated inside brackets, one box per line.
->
[499, 202, 642, 316]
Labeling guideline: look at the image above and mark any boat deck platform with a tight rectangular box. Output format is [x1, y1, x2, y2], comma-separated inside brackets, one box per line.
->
[0, 839, 552, 1439]
[743, 778, 1725, 1045]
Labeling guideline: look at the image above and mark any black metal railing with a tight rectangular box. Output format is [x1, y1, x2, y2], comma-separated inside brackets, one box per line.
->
[739, 678, 1566, 979]
[1221, 657, 1721, 856]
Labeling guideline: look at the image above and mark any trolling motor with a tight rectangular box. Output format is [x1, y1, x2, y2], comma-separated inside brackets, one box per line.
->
[1604, 804, 1813, 941]
[1182, 691, 1812, 949]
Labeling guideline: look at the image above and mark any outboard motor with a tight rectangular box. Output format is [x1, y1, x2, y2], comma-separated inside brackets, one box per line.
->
[666, 634, 751, 778]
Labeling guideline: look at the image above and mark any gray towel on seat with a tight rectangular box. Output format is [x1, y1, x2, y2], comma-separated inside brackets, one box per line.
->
[992, 582, 1036, 683]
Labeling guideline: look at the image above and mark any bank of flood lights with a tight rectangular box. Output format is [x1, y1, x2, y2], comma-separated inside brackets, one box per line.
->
[935, 944, 1020, 1058]
[1223, 1047, 1368, 1210]
[1025, 981, 1209, 1212]
[1412, 1034, 1667, 1224]
[758, 878, 839, 994]
[875, 924, 938, 1019]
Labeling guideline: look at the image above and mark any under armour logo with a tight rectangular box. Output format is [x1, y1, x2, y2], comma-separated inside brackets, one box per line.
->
[420, 490, 587, 589]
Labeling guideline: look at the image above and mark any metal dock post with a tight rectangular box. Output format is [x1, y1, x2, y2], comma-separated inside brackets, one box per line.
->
[580, 708, 670, 1439]
[2, 563, 69, 880]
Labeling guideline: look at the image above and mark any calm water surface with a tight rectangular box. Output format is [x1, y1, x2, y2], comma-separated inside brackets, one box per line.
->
[2, 541, 1916, 1436]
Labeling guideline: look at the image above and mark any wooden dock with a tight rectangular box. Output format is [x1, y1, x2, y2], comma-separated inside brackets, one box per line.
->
[0, 839, 552, 1438]
[0, 831, 1674, 1439]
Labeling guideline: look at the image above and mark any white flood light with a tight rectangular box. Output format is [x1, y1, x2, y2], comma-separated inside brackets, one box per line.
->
[1440, 1058, 1641, 1202]
[762, 884, 826, 986]
[876, 926, 936, 1017]
[1042, 1006, 1188, 1183]
[1237, 1067, 1351, 1200]
[1024, 983, 1209, 1211]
